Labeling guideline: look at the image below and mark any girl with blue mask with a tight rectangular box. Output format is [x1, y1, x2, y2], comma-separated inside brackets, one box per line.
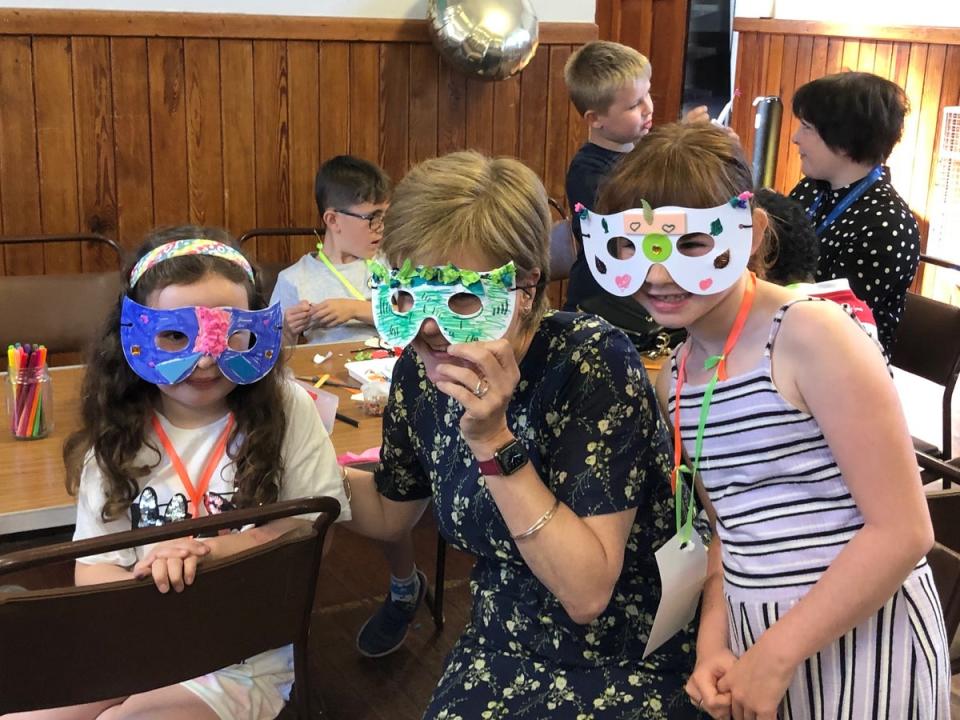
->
[28, 226, 351, 720]
[343, 151, 700, 719]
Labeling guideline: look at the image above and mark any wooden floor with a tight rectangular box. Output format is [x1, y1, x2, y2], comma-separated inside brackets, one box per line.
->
[3, 515, 960, 719]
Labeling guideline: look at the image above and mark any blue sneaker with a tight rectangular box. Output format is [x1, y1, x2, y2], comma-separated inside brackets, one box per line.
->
[356, 569, 427, 658]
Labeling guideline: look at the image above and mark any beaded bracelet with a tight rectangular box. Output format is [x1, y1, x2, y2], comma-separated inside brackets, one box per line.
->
[512, 498, 561, 541]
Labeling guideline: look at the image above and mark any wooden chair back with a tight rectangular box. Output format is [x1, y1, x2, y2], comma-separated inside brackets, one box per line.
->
[0, 496, 339, 715]
[890, 257, 960, 461]
[238, 227, 320, 302]
[0, 234, 124, 364]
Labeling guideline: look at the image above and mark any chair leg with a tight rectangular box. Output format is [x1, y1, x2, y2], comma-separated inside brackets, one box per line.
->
[432, 534, 447, 630]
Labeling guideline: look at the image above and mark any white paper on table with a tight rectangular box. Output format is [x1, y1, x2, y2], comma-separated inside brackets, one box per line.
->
[643, 529, 708, 659]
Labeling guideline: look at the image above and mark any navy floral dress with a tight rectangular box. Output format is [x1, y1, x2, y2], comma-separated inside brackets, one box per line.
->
[375, 312, 698, 719]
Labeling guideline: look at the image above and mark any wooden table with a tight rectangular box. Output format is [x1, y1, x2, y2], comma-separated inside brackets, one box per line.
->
[0, 342, 663, 535]
[0, 343, 379, 535]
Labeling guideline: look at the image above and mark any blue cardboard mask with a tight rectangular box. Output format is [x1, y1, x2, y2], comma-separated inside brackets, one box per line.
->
[120, 296, 283, 385]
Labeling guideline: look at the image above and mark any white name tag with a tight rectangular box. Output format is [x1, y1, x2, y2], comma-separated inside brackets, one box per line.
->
[643, 530, 708, 659]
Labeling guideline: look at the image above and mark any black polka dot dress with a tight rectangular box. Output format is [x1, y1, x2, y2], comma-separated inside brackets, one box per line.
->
[790, 167, 920, 352]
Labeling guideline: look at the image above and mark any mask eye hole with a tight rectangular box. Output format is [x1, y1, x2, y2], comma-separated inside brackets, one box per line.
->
[228, 330, 255, 351]
[607, 236, 636, 260]
[676, 233, 715, 258]
[391, 290, 414, 315]
[155, 330, 189, 352]
[447, 292, 482, 317]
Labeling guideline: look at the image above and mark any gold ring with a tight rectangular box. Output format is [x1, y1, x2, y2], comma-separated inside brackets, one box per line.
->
[473, 378, 489, 398]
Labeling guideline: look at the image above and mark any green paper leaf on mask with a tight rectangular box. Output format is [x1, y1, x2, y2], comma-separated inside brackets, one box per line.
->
[601, 217, 609, 233]
[642, 199, 654, 225]
[366, 259, 389, 283]
[710, 218, 723, 236]
[460, 269, 481, 288]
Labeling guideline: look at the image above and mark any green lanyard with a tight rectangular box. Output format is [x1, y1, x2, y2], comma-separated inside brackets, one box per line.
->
[313, 232, 366, 301]
[671, 272, 757, 541]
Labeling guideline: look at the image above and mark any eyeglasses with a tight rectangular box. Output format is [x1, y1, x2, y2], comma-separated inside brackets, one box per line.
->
[335, 208, 385, 233]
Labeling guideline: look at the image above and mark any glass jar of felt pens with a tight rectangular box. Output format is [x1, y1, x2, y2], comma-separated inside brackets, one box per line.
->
[6, 345, 53, 440]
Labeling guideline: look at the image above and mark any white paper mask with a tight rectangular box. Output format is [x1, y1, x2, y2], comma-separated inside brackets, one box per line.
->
[579, 196, 753, 296]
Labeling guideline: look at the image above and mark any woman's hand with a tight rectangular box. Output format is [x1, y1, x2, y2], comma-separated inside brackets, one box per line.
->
[686, 648, 736, 719]
[716, 642, 794, 720]
[132, 537, 210, 594]
[434, 339, 519, 450]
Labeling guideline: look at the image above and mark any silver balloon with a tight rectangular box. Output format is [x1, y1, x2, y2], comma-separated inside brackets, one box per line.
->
[427, 0, 539, 81]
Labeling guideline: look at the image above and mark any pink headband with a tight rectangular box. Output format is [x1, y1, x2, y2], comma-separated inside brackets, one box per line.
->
[129, 239, 254, 288]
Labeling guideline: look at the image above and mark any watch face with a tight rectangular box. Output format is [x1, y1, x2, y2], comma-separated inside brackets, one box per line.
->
[497, 440, 529, 475]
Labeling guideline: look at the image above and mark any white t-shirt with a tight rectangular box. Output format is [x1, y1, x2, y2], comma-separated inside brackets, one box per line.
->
[269, 252, 376, 344]
[73, 379, 351, 567]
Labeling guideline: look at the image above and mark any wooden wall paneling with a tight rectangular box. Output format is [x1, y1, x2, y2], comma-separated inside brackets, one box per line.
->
[783, 37, 814, 190]
[219, 40, 257, 245]
[566, 75, 586, 196]
[649, 0, 689, 122]
[595, 0, 617, 43]
[825, 37, 844, 75]
[286, 40, 320, 259]
[0, 36, 42, 275]
[110, 38, 154, 252]
[857, 40, 876, 72]
[318, 41, 350, 163]
[184, 39, 224, 229]
[465, 77, 495, 155]
[873, 41, 894, 77]
[379, 43, 410, 185]
[891, 43, 928, 213]
[765, 34, 785, 96]
[436, 59, 466, 156]
[147, 38, 189, 228]
[733, 31, 759, 162]
[407, 44, 438, 167]
[543, 46, 572, 206]
[840, 39, 860, 71]
[492, 74, 521, 158]
[619, 0, 654, 59]
[773, 35, 800, 193]
[348, 43, 380, 163]
[32, 36, 81, 272]
[908, 44, 947, 243]
[809, 36, 829, 80]
[517, 48, 549, 181]
[252, 40, 291, 264]
[72, 36, 117, 271]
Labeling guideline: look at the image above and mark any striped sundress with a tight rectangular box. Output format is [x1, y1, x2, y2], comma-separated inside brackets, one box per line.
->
[668, 299, 951, 719]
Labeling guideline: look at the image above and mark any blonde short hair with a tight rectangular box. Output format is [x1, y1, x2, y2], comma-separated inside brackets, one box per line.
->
[380, 151, 551, 331]
[564, 40, 652, 116]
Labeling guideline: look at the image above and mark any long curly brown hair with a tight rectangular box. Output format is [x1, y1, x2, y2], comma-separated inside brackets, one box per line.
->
[64, 226, 287, 521]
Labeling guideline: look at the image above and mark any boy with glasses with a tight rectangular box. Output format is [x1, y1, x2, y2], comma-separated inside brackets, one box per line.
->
[271, 155, 391, 345]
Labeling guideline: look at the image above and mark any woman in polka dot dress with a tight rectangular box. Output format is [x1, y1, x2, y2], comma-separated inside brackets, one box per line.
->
[789, 71, 920, 354]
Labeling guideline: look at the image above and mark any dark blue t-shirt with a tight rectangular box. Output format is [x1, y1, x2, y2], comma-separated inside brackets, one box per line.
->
[564, 142, 624, 311]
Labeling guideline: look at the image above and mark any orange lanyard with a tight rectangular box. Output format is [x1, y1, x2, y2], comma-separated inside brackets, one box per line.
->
[671, 272, 757, 494]
[151, 413, 235, 518]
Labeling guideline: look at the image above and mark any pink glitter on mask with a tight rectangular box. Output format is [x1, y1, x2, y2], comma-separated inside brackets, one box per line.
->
[194, 307, 231, 356]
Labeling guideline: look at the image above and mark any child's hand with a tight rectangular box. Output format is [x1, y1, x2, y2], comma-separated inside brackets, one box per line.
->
[716, 642, 794, 720]
[132, 537, 211, 594]
[285, 301, 312, 335]
[685, 648, 735, 719]
[683, 105, 711, 124]
[310, 299, 360, 328]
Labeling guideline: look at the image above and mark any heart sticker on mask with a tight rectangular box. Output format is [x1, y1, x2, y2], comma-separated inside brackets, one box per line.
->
[615, 274, 632, 290]
[699, 278, 713, 291]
